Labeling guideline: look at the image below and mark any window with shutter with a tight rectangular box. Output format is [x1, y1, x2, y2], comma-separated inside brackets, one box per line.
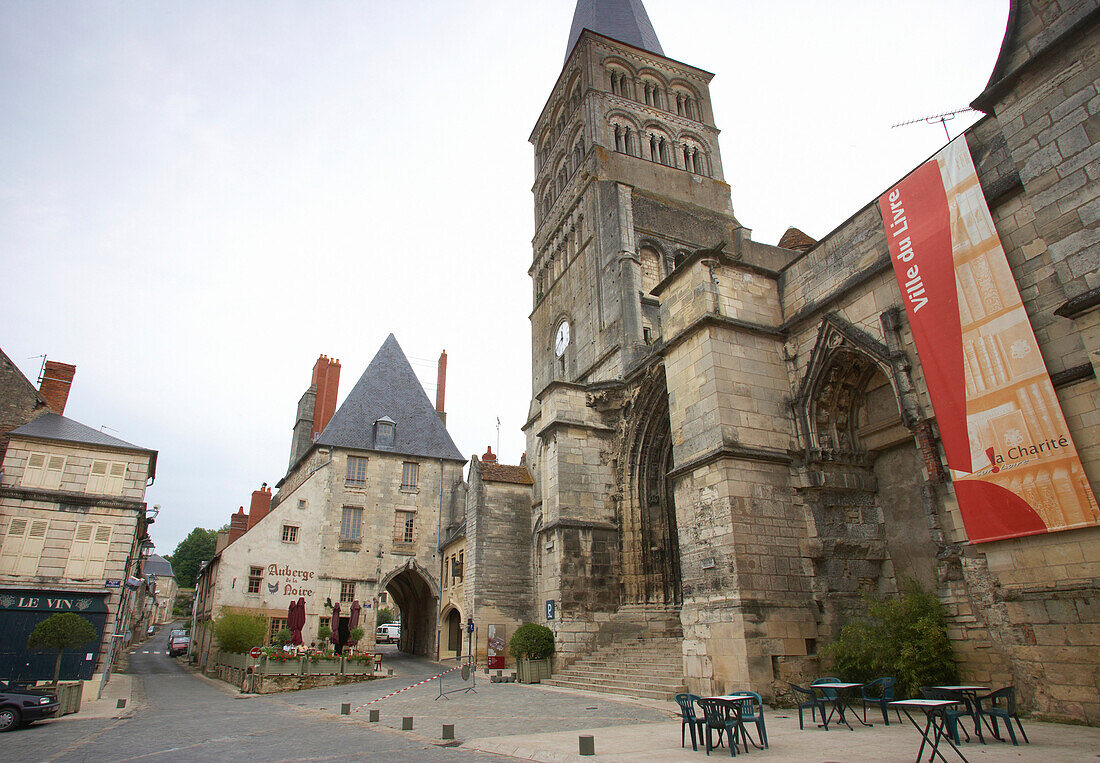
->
[65, 523, 95, 578]
[16, 520, 49, 575]
[87, 525, 112, 577]
[106, 462, 127, 494]
[23, 454, 46, 486]
[0, 518, 29, 573]
[88, 461, 109, 493]
[44, 456, 65, 489]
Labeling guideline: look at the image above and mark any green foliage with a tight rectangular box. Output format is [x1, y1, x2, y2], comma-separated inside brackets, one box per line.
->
[349, 626, 365, 643]
[172, 589, 194, 618]
[317, 623, 332, 641]
[275, 628, 292, 646]
[169, 528, 218, 588]
[508, 623, 555, 660]
[212, 611, 267, 654]
[822, 580, 958, 699]
[27, 612, 98, 683]
[376, 607, 394, 627]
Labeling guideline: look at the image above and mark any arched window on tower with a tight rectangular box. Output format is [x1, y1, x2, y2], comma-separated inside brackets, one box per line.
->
[680, 139, 711, 177]
[639, 246, 663, 294]
[674, 90, 698, 120]
[573, 137, 585, 170]
[648, 132, 672, 166]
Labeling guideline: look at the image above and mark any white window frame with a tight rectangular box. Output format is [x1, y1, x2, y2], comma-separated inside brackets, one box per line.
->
[0, 518, 50, 575]
[281, 525, 299, 544]
[23, 453, 66, 490]
[87, 460, 127, 495]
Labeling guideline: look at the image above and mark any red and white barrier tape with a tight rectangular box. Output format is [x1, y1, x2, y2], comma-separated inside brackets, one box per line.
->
[354, 664, 464, 710]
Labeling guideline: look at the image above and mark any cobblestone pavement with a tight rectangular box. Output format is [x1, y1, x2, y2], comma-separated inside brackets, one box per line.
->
[3, 634, 510, 762]
[9, 639, 1100, 762]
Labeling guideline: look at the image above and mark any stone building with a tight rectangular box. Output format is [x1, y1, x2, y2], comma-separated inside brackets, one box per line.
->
[519, 0, 1100, 723]
[438, 446, 535, 665]
[0, 410, 157, 698]
[142, 553, 177, 624]
[193, 336, 467, 665]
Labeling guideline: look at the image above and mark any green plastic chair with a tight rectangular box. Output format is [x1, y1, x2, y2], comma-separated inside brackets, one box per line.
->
[977, 686, 1029, 745]
[788, 682, 829, 730]
[674, 693, 706, 751]
[727, 691, 768, 748]
[696, 698, 744, 757]
[859, 677, 900, 725]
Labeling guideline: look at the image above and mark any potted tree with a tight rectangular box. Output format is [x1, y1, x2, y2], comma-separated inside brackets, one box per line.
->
[509, 623, 554, 684]
[26, 612, 98, 715]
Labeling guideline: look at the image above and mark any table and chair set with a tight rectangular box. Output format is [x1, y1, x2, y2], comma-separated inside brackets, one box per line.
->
[675, 691, 769, 756]
[677, 678, 1029, 761]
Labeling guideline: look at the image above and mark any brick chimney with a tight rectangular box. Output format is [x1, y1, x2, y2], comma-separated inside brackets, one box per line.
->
[310, 355, 341, 439]
[247, 483, 273, 530]
[481, 446, 497, 463]
[228, 507, 248, 545]
[435, 350, 447, 425]
[39, 360, 76, 415]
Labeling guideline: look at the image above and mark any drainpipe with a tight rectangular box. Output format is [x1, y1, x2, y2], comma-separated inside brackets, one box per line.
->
[436, 457, 444, 661]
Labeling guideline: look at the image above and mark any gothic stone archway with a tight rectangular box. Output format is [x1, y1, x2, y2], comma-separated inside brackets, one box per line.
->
[621, 367, 682, 605]
[380, 560, 439, 658]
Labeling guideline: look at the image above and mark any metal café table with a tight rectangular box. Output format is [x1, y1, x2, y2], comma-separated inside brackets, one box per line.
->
[813, 682, 872, 729]
[891, 699, 969, 763]
[931, 685, 988, 743]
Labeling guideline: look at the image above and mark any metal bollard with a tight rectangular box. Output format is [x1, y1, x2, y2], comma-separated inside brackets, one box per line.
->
[368, 709, 380, 722]
[340, 703, 350, 715]
[579, 735, 595, 756]
[402, 716, 414, 730]
[442, 724, 455, 740]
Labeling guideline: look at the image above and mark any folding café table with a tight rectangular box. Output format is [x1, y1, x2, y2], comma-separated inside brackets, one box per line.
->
[931, 685, 989, 743]
[890, 698, 969, 763]
[813, 682, 872, 729]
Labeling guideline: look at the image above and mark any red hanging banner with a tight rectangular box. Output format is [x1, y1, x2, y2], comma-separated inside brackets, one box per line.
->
[880, 138, 1098, 543]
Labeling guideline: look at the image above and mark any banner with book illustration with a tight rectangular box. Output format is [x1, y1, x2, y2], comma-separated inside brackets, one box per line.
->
[879, 136, 1098, 543]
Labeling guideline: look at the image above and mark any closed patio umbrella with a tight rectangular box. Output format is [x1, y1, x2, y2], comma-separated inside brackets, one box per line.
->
[289, 597, 305, 645]
[330, 602, 341, 646]
[348, 600, 361, 645]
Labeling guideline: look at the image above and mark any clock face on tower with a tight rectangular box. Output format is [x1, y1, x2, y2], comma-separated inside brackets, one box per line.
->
[555, 321, 570, 357]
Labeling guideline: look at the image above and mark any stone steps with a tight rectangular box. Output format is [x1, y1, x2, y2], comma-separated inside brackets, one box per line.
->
[546, 635, 685, 701]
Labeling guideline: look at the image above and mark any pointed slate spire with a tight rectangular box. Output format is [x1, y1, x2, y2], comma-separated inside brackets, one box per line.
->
[316, 334, 464, 462]
[565, 0, 664, 63]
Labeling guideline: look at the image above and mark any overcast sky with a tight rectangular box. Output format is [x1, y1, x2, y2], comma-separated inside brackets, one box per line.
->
[1, 0, 1009, 556]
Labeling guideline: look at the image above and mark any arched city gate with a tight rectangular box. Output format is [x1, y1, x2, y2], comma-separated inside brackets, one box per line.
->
[379, 560, 439, 658]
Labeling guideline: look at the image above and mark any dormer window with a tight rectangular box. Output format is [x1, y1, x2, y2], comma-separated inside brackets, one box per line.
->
[375, 417, 396, 449]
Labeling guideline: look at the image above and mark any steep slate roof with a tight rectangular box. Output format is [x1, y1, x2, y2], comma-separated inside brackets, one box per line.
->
[316, 334, 464, 462]
[143, 554, 175, 579]
[565, 0, 664, 63]
[10, 413, 158, 480]
[480, 462, 535, 485]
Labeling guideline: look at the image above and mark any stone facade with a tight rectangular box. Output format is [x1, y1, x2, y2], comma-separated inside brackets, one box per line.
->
[517, 0, 1100, 724]
[0, 416, 156, 698]
[195, 336, 467, 665]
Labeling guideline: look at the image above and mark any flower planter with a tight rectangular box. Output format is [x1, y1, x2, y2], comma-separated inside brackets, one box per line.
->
[307, 658, 341, 675]
[261, 656, 303, 676]
[342, 658, 372, 675]
[516, 657, 551, 684]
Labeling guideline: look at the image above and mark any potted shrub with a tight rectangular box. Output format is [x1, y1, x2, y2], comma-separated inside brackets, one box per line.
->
[509, 623, 554, 684]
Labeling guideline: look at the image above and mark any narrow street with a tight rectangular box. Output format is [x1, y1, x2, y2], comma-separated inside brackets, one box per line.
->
[4, 627, 507, 762]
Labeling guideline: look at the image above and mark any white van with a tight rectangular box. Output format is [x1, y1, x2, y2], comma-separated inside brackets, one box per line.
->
[376, 623, 400, 644]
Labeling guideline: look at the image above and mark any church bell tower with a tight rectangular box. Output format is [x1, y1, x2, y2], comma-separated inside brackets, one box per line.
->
[523, 0, 754, 666]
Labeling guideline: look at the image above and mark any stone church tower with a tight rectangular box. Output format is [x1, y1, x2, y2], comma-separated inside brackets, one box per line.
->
[524, 0, 807, 686]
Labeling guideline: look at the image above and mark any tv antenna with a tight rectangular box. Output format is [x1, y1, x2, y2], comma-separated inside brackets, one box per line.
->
[495, 417, 501, 460]
[892, 108, 977, 141]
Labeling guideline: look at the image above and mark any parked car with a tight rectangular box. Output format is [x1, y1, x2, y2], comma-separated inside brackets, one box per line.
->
[168, 633, 189, 657]
[0, 681, 60, 732]
[147, 625, 156, 636]
[376, 623, 400, 644]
